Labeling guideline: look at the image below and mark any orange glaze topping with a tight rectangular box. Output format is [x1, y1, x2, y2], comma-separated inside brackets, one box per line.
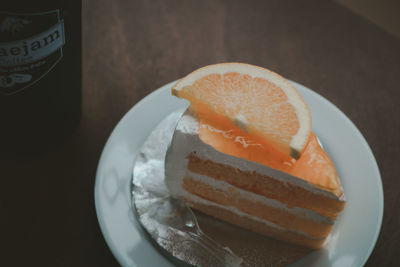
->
[198, 116, 342, 196]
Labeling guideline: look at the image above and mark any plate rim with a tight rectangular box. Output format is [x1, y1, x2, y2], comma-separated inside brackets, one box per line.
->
[94, 81, 177, 266]
[94, 80, 383, 267]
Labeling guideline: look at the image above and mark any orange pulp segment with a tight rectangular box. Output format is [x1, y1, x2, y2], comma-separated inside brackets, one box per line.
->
[172, 63, 312, 159]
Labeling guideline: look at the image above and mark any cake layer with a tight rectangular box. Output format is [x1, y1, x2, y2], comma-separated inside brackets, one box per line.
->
[187, 154, 344, 219]
[183, 172, 334, 238]
[198, 118, 343, 197]
[186, 199, 326, 249]
[166, 111, 344, 201]
[165, 111, 345, 249]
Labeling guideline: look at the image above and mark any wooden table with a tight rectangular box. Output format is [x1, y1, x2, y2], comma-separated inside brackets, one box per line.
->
[3, 0, 399, 266]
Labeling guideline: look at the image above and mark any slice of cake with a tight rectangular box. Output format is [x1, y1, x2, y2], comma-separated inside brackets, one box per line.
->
[165, 63, 345, 249]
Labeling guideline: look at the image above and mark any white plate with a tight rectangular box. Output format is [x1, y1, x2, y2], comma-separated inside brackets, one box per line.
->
[95, 80, 383, 267]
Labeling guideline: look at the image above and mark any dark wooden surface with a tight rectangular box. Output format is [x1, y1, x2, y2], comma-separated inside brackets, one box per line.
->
[3, 0, 399, 266]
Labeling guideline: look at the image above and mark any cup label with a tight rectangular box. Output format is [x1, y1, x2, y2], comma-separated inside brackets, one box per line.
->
[0, 10, 65, 95]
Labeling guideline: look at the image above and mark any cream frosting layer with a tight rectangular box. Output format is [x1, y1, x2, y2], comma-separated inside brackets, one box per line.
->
[185, 170, 333, 225]
[166, 172, 322, 239]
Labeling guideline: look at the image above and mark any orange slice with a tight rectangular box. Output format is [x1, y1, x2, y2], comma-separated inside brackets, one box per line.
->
[172, 63, 312, 159]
